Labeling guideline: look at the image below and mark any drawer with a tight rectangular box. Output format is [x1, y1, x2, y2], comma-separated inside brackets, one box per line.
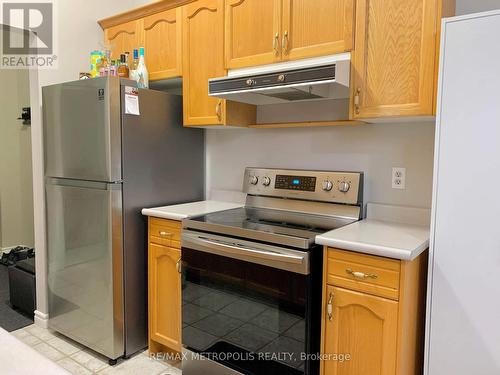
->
[326, 248, 401, 300]
[149, 217, 182, 248]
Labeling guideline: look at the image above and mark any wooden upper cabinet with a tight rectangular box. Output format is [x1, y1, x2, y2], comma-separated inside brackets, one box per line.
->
[143, 8, 182, 80]
[323, 285, 399, 375]
[282, 0, 354, 61]
[105, 19, 143, 61]
[182, 0, 226, 125]
[351, 0, 441, 119]
[225, 0, 282, 69]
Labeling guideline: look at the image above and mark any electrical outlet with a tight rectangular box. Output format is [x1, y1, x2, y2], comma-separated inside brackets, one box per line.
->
[392, 167, 406, 189]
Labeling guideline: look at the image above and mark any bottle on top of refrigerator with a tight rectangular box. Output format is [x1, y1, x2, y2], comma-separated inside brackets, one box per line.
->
[136, 47, 149, 89]
[109, 60, 117, 76]
[129, 49, 139, 82]
[117, 54, 129, 78]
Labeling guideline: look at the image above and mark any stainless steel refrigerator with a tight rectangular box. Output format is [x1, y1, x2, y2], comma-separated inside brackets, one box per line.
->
[42, 77, 204, 362]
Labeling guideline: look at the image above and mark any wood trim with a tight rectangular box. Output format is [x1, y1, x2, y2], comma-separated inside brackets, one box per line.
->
[396, 250, 428, 375]
[248, 120, 366, 129]
[98, 0, 197, 30]
[319, 248, 329, 375]
[433, 0, 456, 114]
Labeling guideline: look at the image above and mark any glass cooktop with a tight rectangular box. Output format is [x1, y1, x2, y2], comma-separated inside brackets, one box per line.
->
[183, 207, 350, 250]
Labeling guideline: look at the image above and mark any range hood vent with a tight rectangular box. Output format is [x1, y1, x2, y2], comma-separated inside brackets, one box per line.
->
[208, 55, 350, 106]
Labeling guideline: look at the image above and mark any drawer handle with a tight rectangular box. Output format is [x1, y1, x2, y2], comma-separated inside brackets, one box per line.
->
[354, 88, 361, 114]
[176, 257, 181, 274]
[159, 231, 173, 238]
[327, 292, 334, 321]
[282, 30, 289, 54]
[273, 32, 280, 54]
[346, 268, 378, 280]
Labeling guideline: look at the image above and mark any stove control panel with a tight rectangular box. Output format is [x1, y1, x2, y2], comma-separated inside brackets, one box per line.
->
[244, 168, 363, 205]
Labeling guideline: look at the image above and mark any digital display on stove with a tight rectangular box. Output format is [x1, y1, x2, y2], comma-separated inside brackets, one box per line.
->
[275, 175, 316, 191]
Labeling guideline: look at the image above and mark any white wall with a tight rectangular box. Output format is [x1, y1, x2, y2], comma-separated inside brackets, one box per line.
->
[206, 122, 436, 208]
[0, 69, 34, 249]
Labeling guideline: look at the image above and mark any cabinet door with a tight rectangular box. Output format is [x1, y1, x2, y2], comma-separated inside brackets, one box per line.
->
[105, 20, 143, 61]
[282, 0, 354, 61]
[182, 0, 226, 126]
[225, 0, 282, 69]
[148, 243, 182, 352]
[323, 286, 398, 375]
[144, 8, 182, 80]
[351, 0, 438, 119]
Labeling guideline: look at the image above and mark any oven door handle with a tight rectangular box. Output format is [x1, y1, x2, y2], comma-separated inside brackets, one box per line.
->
[182, 231, 309, 274]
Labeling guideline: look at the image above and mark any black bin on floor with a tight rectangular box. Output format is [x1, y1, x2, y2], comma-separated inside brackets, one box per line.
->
[8, 258, 36, 316]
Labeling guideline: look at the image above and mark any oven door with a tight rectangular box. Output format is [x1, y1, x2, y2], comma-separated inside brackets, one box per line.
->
[181, 230, 317, 375]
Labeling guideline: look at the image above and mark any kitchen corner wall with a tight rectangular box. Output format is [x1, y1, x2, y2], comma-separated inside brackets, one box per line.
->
[206, 122, 436, 209]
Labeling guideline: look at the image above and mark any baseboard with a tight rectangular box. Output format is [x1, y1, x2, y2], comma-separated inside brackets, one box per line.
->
[34, 310, 49, 328]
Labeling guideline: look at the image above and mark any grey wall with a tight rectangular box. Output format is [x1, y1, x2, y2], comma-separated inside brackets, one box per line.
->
[456, 0, 500, 15]
[206, 122, 436, 208]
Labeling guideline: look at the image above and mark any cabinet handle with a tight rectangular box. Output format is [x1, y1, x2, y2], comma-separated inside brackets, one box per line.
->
[176, 257, 182, 273]
[282, 31, 289, 54]
[215, 100, 222, 122]
[273, 32, 280, 55]
[327, 292, 334, 321]
[346, 268, 378, 280]
[354, 88, 361, 114]
[159, 231, 173, 238]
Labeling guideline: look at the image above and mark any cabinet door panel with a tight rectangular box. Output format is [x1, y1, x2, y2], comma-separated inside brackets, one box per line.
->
[225, 0, 282, 68]
[182, 0, 225, 126]
[105, 20, 143, 61]
[282, 0, 354, 61]
[323, 286, 398, 375]
[149, 243, 181, 351]
[352, 0, 437, 118]
[144, 8, 182, 80]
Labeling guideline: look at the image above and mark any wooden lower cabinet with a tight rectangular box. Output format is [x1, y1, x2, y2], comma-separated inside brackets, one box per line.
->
[321, 248, 427, 375]
[148, 218, 182, 354]
[323, 286, 399, 375]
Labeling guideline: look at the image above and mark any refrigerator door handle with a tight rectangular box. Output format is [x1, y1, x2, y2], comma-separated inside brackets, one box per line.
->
[46, 177, 122, 190]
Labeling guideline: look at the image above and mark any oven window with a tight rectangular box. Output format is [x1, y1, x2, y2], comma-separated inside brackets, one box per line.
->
[182, 248, 309, 375]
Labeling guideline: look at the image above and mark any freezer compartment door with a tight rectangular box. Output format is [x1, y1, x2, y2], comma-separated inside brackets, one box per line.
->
[43, 77, 121, 182]
[46, 178, 124, 360]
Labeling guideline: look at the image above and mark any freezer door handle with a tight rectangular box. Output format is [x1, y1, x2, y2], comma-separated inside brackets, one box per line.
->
[46, 177, 122, 190]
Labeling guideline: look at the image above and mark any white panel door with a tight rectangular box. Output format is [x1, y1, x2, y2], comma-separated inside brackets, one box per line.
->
[427, 10, 500, 375]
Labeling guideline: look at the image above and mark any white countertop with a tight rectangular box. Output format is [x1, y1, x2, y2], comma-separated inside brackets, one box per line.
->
[315, 203, 431, 261]
[316, 219, 429, 260]
[141, 200, 243, 221]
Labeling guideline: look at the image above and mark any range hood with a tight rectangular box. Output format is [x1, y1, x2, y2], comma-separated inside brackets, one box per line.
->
[209, 54, 350, 106]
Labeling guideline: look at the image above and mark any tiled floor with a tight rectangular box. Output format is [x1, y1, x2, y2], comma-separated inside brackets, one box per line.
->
[10, 324, 182, 375]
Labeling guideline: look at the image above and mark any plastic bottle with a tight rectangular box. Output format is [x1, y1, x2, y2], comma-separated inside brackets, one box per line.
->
[130, 49, 139, 82]
[136, 47, 149, 89]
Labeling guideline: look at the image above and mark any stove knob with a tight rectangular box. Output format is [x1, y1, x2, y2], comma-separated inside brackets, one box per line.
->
[246, 79, 256, 86]
[277, 74, 286, 83]
[339, 181, 351, 193]
[249, 176, 259, 185]
[262, 177, 271, 186]
[322, 180, 333, 191]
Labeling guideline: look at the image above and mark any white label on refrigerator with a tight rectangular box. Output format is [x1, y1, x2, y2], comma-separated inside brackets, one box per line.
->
[125, 86, 140, 116]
